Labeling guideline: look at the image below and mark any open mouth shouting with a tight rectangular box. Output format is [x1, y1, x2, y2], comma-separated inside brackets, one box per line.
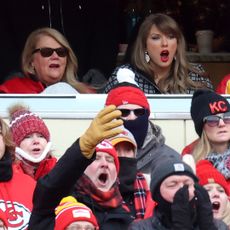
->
[98, 173, 108, 185]
[160, 50, 169, 62]
[212, 201, 220, 213]
[94, 170, 116, 192]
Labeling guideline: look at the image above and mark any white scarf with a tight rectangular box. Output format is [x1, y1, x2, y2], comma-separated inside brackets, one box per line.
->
[15, 142, 52, 163]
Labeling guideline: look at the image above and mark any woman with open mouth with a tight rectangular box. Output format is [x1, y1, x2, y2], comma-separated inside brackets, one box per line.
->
[196, 159, 230, 228]
[104, 13, 213, 94]
[0, 27, 94, 94]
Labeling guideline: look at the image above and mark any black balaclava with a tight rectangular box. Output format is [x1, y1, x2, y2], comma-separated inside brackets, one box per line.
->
[118, 157, 137, 195]
[123, 113, 149, 149]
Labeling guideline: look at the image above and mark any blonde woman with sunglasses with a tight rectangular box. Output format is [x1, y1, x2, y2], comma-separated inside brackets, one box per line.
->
[187, 89, 230, 190]
[0, 27, 95, 93]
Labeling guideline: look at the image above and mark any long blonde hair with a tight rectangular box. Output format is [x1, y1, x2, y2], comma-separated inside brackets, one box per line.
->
[131, 13, 203, 93]
[192, 131, 212, 162]
[0, 118, 15, 161]
[22, 27, 92, 93]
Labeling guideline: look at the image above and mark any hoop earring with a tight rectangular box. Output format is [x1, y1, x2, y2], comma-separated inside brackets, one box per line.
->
[145, 51, 150, 63]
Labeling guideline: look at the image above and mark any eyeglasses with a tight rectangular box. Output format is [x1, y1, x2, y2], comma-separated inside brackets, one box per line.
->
[32, 47, 68, 57]
[119, 108, 147, 117]
[203, 112, 230, 127]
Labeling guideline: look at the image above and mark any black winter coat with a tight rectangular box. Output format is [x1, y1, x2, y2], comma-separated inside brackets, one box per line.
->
[74, 193, 133, 230]
[28, 140, 94, 230]
[129, 212, 228, 230]
[28, 140, 133, 230]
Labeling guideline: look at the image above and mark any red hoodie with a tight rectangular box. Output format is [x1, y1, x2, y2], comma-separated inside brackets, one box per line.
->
[0, 165, 36, 229]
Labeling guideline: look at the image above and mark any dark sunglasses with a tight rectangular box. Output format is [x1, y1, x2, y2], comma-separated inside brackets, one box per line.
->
[203, 112, 230, 127]
[32, 47, 68, 57]
[119, 108, 147, 117]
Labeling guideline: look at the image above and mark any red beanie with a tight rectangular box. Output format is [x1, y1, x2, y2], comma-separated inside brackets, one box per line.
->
[55, 196, 99, 230]
[196, 160, 230, 196]
[9, 104, 50, 146]
[96, 140, 120, 173]
[105, 85, 150, 114]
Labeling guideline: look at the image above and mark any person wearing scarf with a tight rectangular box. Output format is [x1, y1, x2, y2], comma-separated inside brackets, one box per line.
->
[28, 105, 133, 230]
[74, 140, 133, 230]
[8, 103, 57, 180]
[109, 127, 155, 220]
[184, 90, 230, 191]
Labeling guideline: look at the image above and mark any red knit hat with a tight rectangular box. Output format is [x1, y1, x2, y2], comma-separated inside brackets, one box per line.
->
[55, 196, 99, 230]
[105, 84, 150, 114]
[196, 160, 230, 196]
[96, 140, 120, 173]
[9, 104, 50, 146]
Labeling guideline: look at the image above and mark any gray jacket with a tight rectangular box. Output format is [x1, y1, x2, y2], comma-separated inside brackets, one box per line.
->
[137, 122, 179, 174]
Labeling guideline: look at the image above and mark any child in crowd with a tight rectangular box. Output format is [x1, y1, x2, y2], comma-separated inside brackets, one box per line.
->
[196, 160, 230, 227]
[8, 104, 57, 180]
[0, 116, 36, 229]
[55, 196, 99, 230]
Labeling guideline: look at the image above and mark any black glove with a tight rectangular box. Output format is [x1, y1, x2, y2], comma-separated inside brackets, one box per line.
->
[195, 183, 217, 230]
[171, 185, 193, 230]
